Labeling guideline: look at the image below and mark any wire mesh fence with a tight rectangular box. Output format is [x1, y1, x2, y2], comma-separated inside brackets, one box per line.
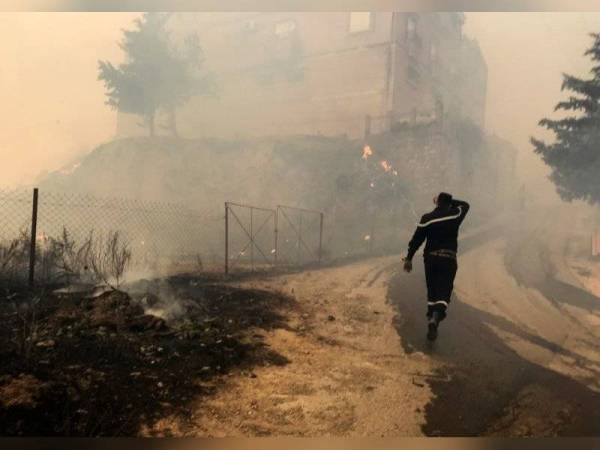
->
[36, 191, 222, 270]
[1, 186, 414, 291]
[0, 189, 33, 242]
[0, 188, 329, 289]
[0, 188, 223, 288]
[0, 189, 34, 288]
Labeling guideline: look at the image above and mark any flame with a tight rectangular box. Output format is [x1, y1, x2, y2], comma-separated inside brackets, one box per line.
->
[36, 232, 49, 245]
[364, 234, 371, 241]
[370, 182, 375, 188]
[362, 145, 373, 160]
[380, 160, 392, 172]
[392, 170, 398, 176]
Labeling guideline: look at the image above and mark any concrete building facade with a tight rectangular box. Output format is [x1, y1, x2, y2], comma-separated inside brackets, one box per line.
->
[116, 12, 487, 139]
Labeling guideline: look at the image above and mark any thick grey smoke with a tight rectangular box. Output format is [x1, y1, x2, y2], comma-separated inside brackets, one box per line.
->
[3, 11, 600, 275]
[464, 12, 600, 207]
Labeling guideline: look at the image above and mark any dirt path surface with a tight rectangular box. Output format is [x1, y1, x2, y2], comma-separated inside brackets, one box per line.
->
[392, 232, 600, 437]
[176, 257, 436, 436]
[152, 214, 600, 437]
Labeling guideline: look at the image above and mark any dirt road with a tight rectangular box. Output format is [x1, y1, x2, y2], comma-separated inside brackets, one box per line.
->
[165, 257, 435, 436]
[392, 217, 600, 436]
[155, 214, 600, 437]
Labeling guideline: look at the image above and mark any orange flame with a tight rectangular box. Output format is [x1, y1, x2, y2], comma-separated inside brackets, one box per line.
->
[362, 145, 373, 160]
[380, 160, 392, 172]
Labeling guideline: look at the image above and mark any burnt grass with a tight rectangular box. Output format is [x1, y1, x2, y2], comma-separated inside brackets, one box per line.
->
[0, 275, 295, 436]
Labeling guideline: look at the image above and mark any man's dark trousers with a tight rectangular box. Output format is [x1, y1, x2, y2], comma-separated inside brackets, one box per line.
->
[424, 254, 457, 321]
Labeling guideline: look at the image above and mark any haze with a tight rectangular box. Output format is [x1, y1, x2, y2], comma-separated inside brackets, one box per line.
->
[0, 12, 138, 187]
[3, 9, 600, 439]
[1, 11, 600, 201]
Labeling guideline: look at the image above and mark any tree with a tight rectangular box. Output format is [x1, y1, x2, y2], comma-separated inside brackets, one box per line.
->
[98, 13, 214, 137]
[531, 33, 600, 204]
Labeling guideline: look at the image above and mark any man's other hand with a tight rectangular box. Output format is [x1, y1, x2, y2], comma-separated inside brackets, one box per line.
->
[403, 258, 412, 273]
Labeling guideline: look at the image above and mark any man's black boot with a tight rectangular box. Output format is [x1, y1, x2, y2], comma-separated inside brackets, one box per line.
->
[427, 311, 440, 341]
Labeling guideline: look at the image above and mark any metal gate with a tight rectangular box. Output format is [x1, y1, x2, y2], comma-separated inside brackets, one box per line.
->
[224, 202, 276, 274]
[275, 205, 323, 267]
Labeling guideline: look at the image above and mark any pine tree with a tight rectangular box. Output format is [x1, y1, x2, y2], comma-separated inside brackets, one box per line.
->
[98, 13, 214, 137]
[532, 33, 600, 204]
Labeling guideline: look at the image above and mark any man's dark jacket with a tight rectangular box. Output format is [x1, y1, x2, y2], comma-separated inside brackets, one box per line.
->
[406, 199, 470, 260]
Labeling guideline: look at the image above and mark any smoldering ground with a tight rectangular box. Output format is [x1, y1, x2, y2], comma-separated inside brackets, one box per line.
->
[0, 273, 297, 436]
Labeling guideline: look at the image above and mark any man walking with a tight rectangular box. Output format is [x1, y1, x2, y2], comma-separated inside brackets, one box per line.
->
[402, 192, 470, 341]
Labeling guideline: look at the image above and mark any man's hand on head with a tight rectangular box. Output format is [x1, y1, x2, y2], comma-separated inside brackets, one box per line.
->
[403, 257, 413, 273]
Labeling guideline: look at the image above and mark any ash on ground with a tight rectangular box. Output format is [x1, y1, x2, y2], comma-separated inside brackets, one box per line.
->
[0, 275, 295, 436]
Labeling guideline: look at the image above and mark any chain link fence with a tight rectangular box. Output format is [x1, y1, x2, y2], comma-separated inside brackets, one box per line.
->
[36, 191, 222, 270]
[1, 186, 407, 288]
[0, 188, 223, 289]
[0, 189, 34, 288]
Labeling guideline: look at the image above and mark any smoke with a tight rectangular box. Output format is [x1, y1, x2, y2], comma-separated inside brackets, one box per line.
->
[124, 273, 202, 323]
[0, 12, 138, 188]
[2, 11, 600, 258]
[464, 12, 600, 207]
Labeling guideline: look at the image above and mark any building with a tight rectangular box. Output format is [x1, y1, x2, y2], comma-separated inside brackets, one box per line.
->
[116, 12, 487, 139]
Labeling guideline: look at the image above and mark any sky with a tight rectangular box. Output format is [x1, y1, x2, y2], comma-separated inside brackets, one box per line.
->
[464, 12, 600, 201]
[0, 12, 138, 187]
[1, 12, 600, 199]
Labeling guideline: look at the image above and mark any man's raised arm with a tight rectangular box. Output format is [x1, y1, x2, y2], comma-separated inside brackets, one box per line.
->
[451, 199, 470, 224]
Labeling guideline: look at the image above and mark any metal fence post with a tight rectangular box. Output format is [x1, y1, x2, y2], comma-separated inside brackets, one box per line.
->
[250, 207, 254, 271]
[297, 212, 302, 265]
[224, 202, 229, 275]
[274, 208, 278, 266]
[318, 212, 324, 265]
[28, 188, 39, 288]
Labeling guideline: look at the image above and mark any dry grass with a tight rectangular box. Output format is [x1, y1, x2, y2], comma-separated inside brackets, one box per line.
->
[0, 228, 132, 291]
[88, 231, 132, 290]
